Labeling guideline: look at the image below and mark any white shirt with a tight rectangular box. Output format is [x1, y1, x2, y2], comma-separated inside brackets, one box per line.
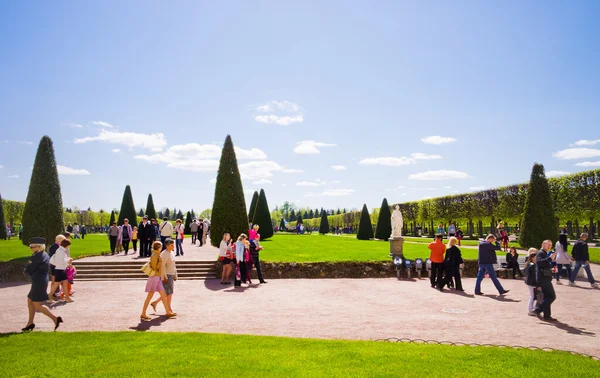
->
[51, 246, 70, 270]
[160, 250, 177, 279]
[160, 221, 174, 237]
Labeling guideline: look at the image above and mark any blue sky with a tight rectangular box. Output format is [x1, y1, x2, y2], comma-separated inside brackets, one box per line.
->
[1, 1, 599, 214]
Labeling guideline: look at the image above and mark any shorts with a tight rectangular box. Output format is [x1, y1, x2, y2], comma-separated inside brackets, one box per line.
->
[222, 258, 232, 265]
[162, 275, 175, 296]
[54, 269, 67, 282]
[449, 233, 455, 237]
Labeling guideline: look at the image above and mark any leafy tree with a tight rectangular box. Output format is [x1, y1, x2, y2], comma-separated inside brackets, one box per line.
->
[520, 164, 558, 248]
[357, 204, 374, 240]
[184, 211, 192, 234]
[199, 208, 212, 220]
[22, 136, 65, 246]
[297, 213, 303, 224]
[138, 209, 145, 217]
[176, 210, 184, 221]
[109, 210, 115, 225]
[290, 209, 297, 222]
[171, 208, 178, 221]
[117, 185, 137, 226]
[145, 194, 157, 220]
[0, 194, 7, 239]
[319, 211, 330, 234]
[375, 198, 392, 241]
[210, 135, 248, 247]
[254, 189, 274, 239]
[248, 191, 259, 224]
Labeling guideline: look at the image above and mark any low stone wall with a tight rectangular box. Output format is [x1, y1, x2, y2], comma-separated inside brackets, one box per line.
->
[0, 261, 28, 282]
[216, 260, 482, 279]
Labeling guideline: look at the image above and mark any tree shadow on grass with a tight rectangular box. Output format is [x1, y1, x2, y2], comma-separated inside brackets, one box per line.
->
[0, 332, 20, 339]
[129, 316, 170, 331]
[539, 321, 596, 337]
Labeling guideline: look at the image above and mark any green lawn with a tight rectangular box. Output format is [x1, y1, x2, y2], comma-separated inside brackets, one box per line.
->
[0, 234, 111, 262]
[402, 236, 521, 248]
[0, 333, 596, 377]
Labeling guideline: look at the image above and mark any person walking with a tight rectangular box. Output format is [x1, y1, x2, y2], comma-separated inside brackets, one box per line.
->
[118, 218, 133, 255]
[150, 239, 178, 315]
[251, 234, 267, 284]
[440, 236, 463, 291]
[219, 233, 233, 284]
[202, 219, 208, 245]
[22, 237, 63, 332]
[48, 239, 74, 303]
[554, 233, 572, 283]
[174, 219, 184, 256]
[474, 235, 509, 296]
[48, 234, 66, 298]
[569, 233, 598, 288]
[132, 226, 138, 254]
[18, 224, 23, 240]
[81, 225, 87, 240]
[524, 248, 538, 316]
[159, 217, 174, 250]
[534, 240, 558, 321]
[138, 216, 154, 258]
[73, 223, 80, 239]
[234, 234, 248, 287]
[190, 220, 199, 245]
[427, 234, 446, 289]
[140, 241, 176, 320]
[108, 221, 119, 255]
[198, 220, 205, 247]
[506, 247, 523, 279]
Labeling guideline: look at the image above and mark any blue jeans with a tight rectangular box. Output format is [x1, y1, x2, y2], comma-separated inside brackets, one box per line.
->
[160, 236, 167, 250]
[570, 261, 596, 284]
[475, 264, 505, 294]
[176, 239, 183, 255]
[556, 263, 572, 280]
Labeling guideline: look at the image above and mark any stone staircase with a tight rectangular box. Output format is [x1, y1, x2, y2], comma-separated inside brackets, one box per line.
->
[73, 260, 217, 281]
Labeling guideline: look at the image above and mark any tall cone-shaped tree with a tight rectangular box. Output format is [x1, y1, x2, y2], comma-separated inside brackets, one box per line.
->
[254, 189, 274, 239]
[0, 194, 7, 239]
[117, 185, 138, 226]
[184, 211, 192, 234]
[248, 191, 259, 224]
[520, 164, 558, 248]
[211, 135, 248, 247]
[279, 218, 285, 231]
[319, 211, 330, 234]
[375, 198, 392, 241]
[22, 136, 64, 246]
[297, 213, 303, 224]
[109, 210, 115, 225]
[145, 194, 157, 220]
[357, 204, 374, 240]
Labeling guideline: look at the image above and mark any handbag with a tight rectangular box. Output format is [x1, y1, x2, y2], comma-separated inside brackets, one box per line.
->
[141, 261, 156, 276]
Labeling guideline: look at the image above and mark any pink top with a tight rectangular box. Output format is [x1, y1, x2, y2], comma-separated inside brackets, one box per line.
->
[66, 266, 76, 281]
[248, 229, 258, 240]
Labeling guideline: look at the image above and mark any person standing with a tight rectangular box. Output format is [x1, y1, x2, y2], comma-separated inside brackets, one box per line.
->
[73, 223, 80, 239]
[474, 235, 509, 296]
[447, 222, 456, 238]
[456, 227, 463, 246]
[198, 220, 205, 247]
[19, 224, 23, 240]
[534, 240, 558, 321]
[66, 223, 74, 234]
[202, 219, 209, 245]
[251, 234, 267, 284]
[138, 216, 154, 258]
[427, 234, 446, 289]
[22, 237, 63, 332]
[506, 247, 522, 279]
[524, 249, 538, 316]
[554, 233, 572, 283]
[190, 220, 199, 245]
[81, 225, 87, 240]
[118, 218, 133, 255]
[132, 226, 139, 255]
[569, 233, 598, 288]
[219, 233, 233, 284]
[108, 222, 119, 255]
[150, 239, 178, 315]
[159, 217, 174, 250]
[436, 223, 445, 237]
[234, 234, 248, 287]
[440, 236, 463, 291]
[174, 219, 184, 256]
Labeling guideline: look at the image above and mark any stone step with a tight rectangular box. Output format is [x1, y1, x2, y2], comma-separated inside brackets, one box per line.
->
[73, 261, 216, 267]
[75, 276, 214, 281]
[75, 272, 215, 279]
[75, 267, 215, 274]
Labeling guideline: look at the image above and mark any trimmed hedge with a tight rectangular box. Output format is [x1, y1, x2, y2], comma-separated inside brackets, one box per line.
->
[319, 211, 330, 234]
[375, 198, 391, 241]
[520, 164, 558, 248]
[145, 194, 157, 220]
[248, 191, 259, 224]
[117, 185, 138, 226]
[254, 189, 274, 240]
[0, 193, 7, 239]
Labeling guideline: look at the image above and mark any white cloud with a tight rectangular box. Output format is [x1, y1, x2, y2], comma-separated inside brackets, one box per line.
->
[331, 180, 341, 184]
[57, 165, 91, 175]
[255, 114, 304, 126]
[411, 153, 443, 160]
[294, 140, 337, 154]
[209, 178, 217, 184]
[253, 179, 273, 185]
[75, 129, 167, 152]
[91, 121, 116, 128]
[8, 174, 19, 178]
[112, 149, 121, 154]
[408, 170, 470, 180]
[255, 101, 301, 113]
[306, 188, 355, 197]
[66, 123, 85, 128]
[546, 170, 570, 177]
[282, 168, 304, 173]
[239, 160, 287, 180]
[572, 139, 600, 146]
[331, 165, 347, 171]
[444, 186, 452, 189]
[359, 157, 414, 166]
[399, 192, 407, 196]
[281, 184, 287, 187]
[296, 179, 326, 187]
[553, 148, 600, 160]
[421, 136, 457, 145]
[18, 141, 33, 145]
[470, 186, 486, 191]
[575, 161, 600, 167]
[411, 187, 437, 191]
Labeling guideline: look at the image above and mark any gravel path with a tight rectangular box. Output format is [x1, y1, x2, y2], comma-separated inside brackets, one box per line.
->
[3, 269, 599, 356]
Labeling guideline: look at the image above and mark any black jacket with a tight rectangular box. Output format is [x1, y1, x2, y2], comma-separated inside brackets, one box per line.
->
[478, 242, 498, 264]
[506, 252, 519, 267]
[138, 222, 156, 241]
[525, 263, 537, 286]
[536, 249, 554, 284]
[444, 246, 463, 268]
[571, 239, 589, 261]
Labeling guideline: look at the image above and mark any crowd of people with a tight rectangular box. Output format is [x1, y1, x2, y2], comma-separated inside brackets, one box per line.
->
[218, 224, 267, 286]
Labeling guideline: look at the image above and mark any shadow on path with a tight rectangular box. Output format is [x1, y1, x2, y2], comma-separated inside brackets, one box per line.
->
[129, 316, 170, 331]
[444, 290, 475, 298]
[204, 279, 233, 292]
[481, 294, 521, 303]
[0, 282, 29, 289]
[539, 321, 596, 337]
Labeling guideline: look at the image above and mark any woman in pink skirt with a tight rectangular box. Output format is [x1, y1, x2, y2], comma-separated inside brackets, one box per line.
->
[140, 241, 176, 320]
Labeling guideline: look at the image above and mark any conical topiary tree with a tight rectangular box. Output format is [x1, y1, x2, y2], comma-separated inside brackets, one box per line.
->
[319, 211, 330, 234]
[184, 211, 192, 234]
[109, 210, 115, 225]
[145, 194, 157, 220]
[375, 198, 392, 241]
[0, 194, 7, 239]
[138, 209, 145, 218]
[117, 185, 137, 226]
[279, 218, 286, 231]
[297, 213, 303, 224]
[248, 191, 259, 224]
[253, 189, 274, 240]
[520, 163, 558, 248]
[22, 136, 64, 246]
[210, 135, 248, 247]
[357, 204, 374, 240]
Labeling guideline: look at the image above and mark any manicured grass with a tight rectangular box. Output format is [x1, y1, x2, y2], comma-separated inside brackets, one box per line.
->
[0, 234, 111, 262]
[261, 234, 494, 262]
[402, 236, 521, 248]
[0, 333, 596, 377]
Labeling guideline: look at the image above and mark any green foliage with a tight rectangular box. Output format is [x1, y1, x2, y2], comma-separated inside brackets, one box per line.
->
[0, 194, 6, 239]
[248, 191, 259, 224]
[297, 213, 303, 224]
[145, 194, 157, 220]
[279, 218, 285, 231]
[375, 198, 392, 240]
[117, 185, 137, 226]
[22, 136, 65, 246]
[254, 189, 274, 240]
[210, 135, 248, 247]
[520, 164, 558, 248]
[2, 199, 25, 226]
[357, 204, 374, 240]
[319, 210, 330, 234]
[109, 210, 115, 225]
[138, 209, 144, 217]
[184, 212, 192, 234]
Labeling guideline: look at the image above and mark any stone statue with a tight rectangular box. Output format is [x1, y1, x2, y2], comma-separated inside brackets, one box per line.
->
[391, 205, 403, 237]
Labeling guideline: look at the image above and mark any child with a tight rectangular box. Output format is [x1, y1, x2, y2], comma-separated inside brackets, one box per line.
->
[132, 226, 138, 254]
[501, 229, 509, 252]
[524, 248, 538, 316]
[66, 259, 77, 296]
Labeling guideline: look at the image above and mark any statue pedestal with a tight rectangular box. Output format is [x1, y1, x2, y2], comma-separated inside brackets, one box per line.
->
[389, 236, 404, 258]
